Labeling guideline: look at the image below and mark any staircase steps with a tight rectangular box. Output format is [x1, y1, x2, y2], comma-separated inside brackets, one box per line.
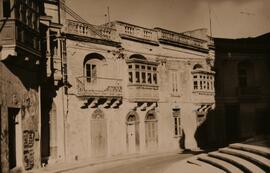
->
[208, 151, 265, 173]
[219, 147, 270, 172]
[197, 153, 244, 173]
[229, 143, 270, 158]
[187, 157, 227, 173]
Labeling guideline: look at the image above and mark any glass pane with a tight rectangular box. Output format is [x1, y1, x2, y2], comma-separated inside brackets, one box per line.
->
[142, 72, 146, 83]
[135, 72, 140, 83]
[129, 72, 133, 83]
[153, 73, 157, 84]
[147, 73, 152, 84]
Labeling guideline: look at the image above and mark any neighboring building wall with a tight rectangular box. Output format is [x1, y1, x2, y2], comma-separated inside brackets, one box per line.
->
[211, 35, 270, 147]
[0, 0, 42, 172]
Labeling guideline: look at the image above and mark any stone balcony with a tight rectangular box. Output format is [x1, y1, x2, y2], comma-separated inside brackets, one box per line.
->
[127, 84, 159, 102]
[115, 21, 159, 45]
[76, 76, 123, 98]
[66, 19, 119, 41]
[155, 28, 208, 52]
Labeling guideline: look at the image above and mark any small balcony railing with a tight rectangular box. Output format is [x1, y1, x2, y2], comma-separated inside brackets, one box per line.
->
[76, 76, 123, 98]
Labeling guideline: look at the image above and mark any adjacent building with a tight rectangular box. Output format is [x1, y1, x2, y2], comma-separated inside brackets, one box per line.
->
[0, 0, 42, 172]
[201, 34, 270, 148]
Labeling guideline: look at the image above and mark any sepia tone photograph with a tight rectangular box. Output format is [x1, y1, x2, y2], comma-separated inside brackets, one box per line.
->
[0, 0, 270, 172]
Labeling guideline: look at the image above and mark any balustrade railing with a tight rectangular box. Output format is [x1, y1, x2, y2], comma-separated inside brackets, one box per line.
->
[76, 76, 123, 97]
[66, 19, 118, 40]
[156, 28, 208, 49]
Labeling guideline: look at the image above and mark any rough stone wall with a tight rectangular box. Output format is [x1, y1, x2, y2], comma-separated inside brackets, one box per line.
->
[0, 55, 40, 172]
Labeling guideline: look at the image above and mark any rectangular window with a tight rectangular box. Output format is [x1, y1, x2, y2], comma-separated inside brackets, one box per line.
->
[147, 73, 152, 84]
[86, 64, 91, 82]
[3, 0, 11, 17]
[129, 72, 133, 83]
[142, 72, 146, 83]
[173, 109, 181, 136]
[194, 81, 198, 90]
[135, 71, 140, 83]
[153, 73, 157, 84]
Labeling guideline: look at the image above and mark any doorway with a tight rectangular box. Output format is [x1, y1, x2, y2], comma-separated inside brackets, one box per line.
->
[145, 110, 158, 152]
[91, 109, 107, 158]
[8, 108, 20, 169]
[126, 111, 139, 153]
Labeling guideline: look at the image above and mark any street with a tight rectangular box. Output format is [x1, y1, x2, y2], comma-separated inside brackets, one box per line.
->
[65, 153, 193, 173]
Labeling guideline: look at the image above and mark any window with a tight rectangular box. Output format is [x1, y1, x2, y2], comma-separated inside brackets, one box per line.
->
[172, 109, 181, 136]
[85, 63, 97, 82]
[127, 57, 158, 86]
[171, 71, 179, 94]
[3, 0, 10, 17]
[192, 64, 214, 92]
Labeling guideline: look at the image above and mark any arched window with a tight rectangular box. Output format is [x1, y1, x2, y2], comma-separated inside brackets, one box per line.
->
[83, 53, 104, 83]
[126, 111, 139, 124]
[92, 108, 104, 119]
[193, 64, 203, 70]
[145, 110, 157, 121]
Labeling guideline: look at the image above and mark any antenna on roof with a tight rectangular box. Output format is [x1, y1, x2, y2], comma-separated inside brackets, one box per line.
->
[208, 2, 213, 37]
[107, 6, 111, 23]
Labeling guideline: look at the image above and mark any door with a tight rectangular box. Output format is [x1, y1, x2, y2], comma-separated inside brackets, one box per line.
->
[127, 124, 136, 153]
[225, 104, 240, 144]
[8, 108, 20, 169]
[91, 110, 107, 158]
[145, 110, 158, 152]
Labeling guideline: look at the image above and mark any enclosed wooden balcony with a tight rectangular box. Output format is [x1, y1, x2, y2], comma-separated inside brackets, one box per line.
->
[127, 84, 159, 102]
[76, 76, 123, 98]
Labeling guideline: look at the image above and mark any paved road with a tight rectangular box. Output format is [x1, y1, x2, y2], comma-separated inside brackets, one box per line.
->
[65, 153, 192, 173]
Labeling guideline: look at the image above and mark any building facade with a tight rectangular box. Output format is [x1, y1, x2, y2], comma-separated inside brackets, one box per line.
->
[0, 0, 42, 172]
[45, 18, 215, 163]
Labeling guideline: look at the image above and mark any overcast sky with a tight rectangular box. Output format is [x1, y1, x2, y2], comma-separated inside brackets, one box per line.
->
[66, 0, 270, 38]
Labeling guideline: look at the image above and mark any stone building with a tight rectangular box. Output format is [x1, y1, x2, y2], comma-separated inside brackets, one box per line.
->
[201, 34, 270, 148]
[44, 17, 215, 163]
[0, 0, 63, 172]
[0, 0, 42, 172]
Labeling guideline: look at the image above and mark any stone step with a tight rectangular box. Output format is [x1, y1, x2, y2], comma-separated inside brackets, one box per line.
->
[208, 151, 265, 173]
[230, 143, 270, 159]
[197, 154, 244, 173]
[187, 157, 226, 173]
[219, 148, 270, 172]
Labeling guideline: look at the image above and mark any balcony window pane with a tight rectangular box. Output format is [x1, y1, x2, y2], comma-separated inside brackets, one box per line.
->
[129, 72, 133, 83]
[142, 72, 146, 83]
[153, 73, 157, 84]
[194, 81, 198, 90]
[147, 73, 152, 84]
[135, 72, 140, 83]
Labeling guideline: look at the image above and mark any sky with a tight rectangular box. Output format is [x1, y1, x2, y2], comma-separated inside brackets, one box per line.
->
[66, 0, 270, 38]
